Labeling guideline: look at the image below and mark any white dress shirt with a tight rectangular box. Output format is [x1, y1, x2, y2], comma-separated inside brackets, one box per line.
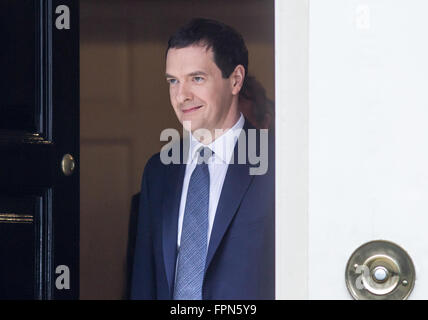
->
[177, 113, 245, 249]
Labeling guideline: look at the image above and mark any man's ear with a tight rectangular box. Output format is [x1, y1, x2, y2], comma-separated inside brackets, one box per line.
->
[230, 65, 245, 95]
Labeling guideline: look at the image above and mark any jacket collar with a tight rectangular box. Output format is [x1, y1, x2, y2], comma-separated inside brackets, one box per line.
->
[204, 119, 256, 273]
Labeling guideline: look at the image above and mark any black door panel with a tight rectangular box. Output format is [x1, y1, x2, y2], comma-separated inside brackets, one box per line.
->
[0, 0, 79, 299]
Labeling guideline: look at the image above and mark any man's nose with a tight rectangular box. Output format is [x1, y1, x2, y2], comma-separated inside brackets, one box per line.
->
[176, 82, 192, 104]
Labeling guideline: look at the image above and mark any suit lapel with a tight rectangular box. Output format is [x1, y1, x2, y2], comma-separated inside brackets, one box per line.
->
[161, 155, 185, 297]
[205, 122, 255, 273]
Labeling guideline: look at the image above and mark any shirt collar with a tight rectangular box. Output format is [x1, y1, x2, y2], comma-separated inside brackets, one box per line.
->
[188, 113, 244, 165]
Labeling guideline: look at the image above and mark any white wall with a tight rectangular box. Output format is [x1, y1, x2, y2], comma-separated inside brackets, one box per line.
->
[276, 0, 428, 299]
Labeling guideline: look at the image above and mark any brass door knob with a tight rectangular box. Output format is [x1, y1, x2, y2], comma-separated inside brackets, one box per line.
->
[61, 154, 76, 176]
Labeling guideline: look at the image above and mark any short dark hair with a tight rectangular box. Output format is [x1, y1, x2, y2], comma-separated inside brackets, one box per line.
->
[167, 18, 249, 81]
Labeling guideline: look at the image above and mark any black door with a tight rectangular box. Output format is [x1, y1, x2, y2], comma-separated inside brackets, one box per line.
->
[0, 0, 79, 299]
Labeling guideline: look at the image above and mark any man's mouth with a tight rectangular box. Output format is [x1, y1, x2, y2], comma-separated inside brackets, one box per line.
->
[182, 105, 203, 114]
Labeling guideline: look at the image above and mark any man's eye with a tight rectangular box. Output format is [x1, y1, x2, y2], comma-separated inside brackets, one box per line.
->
[194, 76, 204, 83]
[167, 79, 177, 85]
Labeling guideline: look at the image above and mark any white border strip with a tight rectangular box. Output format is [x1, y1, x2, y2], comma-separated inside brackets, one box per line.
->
[275, 0, 309, 299]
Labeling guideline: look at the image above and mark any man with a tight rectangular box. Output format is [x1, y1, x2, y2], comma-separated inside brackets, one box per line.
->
[131, 18, 274, 300]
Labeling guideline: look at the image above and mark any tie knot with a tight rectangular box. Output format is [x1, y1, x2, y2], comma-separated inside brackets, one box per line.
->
[197, 147, 213, 164]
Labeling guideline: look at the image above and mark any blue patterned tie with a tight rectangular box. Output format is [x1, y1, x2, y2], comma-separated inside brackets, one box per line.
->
[173, 147, 212, 300]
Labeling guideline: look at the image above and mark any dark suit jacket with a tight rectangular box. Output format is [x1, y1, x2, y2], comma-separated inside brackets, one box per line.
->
[130, 120, 275, 299]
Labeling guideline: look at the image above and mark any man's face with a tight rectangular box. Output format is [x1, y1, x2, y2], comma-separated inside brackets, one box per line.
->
[166, 45, 235, 135]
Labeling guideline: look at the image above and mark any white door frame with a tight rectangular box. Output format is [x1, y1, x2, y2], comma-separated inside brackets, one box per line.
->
[275, 0, 310, 299]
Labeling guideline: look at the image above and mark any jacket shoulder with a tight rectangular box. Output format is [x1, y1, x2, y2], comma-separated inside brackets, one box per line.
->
[140, 152, 164, 185]
[145, 152, 162, 171]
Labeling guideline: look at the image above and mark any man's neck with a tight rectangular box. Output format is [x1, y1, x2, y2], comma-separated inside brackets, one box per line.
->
[194, 114, 241, 145]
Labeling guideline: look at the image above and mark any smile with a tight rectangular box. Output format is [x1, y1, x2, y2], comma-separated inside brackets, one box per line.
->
[182, 106, 203, 114]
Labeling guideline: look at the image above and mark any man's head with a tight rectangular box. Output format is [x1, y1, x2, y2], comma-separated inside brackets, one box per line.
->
[165, 18, 248, 141]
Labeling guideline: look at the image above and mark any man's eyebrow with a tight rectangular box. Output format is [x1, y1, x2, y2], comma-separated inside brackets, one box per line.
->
[188, 71, 208, 77]
[165, 71, 208, 78]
